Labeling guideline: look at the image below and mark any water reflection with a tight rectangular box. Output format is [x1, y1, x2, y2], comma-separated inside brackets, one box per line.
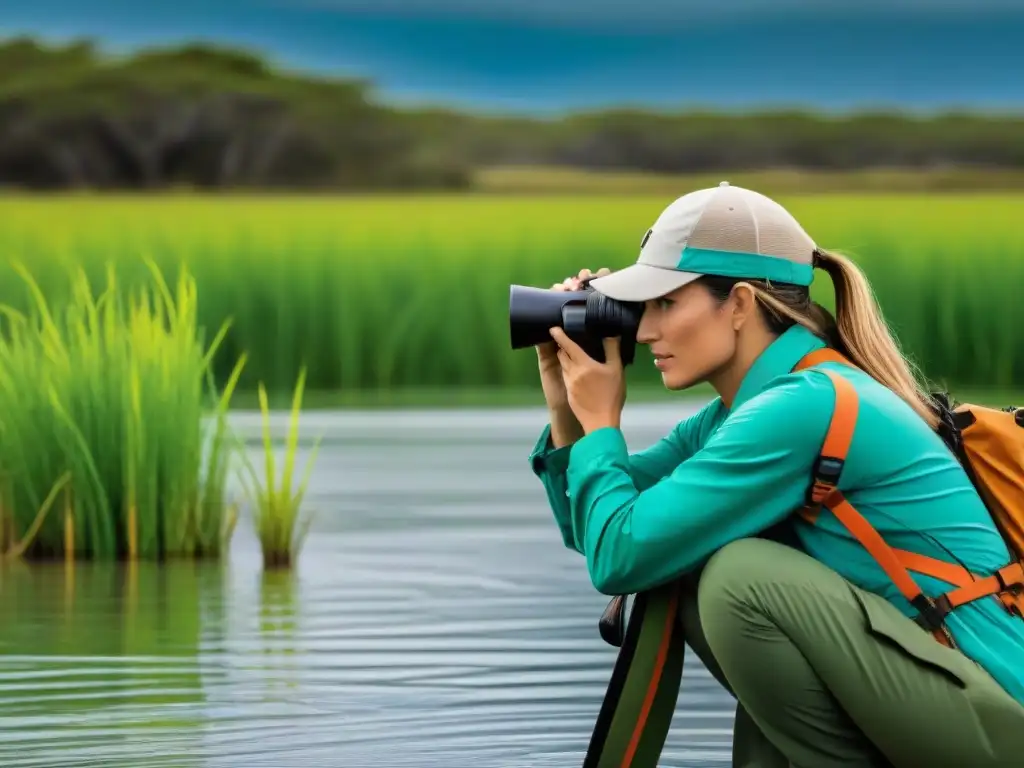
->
[258, 570, 298, 690]
[0, 559, 213, 767]
[0, 405, 735, 767]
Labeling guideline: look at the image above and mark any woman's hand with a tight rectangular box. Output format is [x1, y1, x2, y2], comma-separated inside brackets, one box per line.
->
[536, 267, 610, 411]
[548, 327, 625, 435]
[536, 267, 610, 448]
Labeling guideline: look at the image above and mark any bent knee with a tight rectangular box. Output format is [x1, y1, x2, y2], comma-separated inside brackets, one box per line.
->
[696, 537, 818, 619]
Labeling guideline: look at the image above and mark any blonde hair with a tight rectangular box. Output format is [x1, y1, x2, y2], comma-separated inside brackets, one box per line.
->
[701, 249, 940, 429]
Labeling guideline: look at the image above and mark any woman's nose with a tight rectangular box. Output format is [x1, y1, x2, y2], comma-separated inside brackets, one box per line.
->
[636, 313, 658, 344]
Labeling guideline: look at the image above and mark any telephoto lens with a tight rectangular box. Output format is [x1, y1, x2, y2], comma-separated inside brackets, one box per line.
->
[508, 280, 644, 364]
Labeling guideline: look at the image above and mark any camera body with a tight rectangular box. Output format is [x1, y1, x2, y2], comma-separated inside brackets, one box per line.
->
[508, 281, 644, 365]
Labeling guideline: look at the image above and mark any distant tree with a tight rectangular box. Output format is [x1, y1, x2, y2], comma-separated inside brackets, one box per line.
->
[0, 37, 470, 190]
[0, 35, 1021, 191]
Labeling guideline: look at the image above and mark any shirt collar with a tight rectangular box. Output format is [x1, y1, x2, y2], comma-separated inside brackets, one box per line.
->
[730, 324, 827, 411]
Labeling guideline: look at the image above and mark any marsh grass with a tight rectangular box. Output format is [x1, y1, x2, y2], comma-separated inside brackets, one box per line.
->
[0, 259, 251, 561]
[237, 368, 322, 569]
[0, 194, 1020, 398]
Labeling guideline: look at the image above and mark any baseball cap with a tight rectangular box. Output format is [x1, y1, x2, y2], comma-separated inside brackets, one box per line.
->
[587, 181, 818, 302]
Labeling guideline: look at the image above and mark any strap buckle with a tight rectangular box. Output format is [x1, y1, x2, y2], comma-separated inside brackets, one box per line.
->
[808, 455, 844, 506]
[995, 563, 1024, 592]
[911, 593, 952, 632]
[996, 563, 1024, 618]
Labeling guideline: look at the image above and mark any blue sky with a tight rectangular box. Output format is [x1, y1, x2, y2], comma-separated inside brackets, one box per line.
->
[3, 0, 1023, 114]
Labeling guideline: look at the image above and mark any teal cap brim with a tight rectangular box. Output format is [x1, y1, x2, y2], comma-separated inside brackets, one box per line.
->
[678, 246, 813, 286]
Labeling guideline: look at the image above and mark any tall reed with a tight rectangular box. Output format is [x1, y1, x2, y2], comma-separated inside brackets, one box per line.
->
[0, 260, 243, 560]
[236, 367, 322, 569]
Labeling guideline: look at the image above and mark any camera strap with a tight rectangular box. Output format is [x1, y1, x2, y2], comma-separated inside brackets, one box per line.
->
[581, 582, 685, 768]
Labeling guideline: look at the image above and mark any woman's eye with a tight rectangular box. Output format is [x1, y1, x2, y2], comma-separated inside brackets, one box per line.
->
[657, 298, 673, 310]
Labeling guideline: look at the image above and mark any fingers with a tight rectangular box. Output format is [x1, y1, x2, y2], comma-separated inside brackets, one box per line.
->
[556, 346, 571, 371]
[550, 327, 622, 368]
[602, 336, 622, 366]
[551, 276, 578, 292]
[550, 267, 610, 292]
[548, 326, 583, 363]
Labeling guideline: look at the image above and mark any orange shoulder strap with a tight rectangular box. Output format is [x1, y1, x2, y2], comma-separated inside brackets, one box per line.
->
[792, 347, 854, 371]
[791, 349, 956, 645]
[792, 349, 859, 513]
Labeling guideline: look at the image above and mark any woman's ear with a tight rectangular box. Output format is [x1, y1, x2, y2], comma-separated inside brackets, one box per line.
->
[728, 282, 759, 332]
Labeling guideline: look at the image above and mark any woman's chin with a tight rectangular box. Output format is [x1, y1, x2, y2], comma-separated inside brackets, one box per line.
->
[658, 365, 706, 391]
[660, 372, 690, 391]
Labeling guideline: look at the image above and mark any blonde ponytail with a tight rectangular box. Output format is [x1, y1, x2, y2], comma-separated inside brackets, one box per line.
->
[812, 248, 940, 429]
[701, 250, 941, 430]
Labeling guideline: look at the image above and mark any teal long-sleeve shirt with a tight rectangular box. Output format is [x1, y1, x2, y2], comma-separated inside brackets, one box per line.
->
[529, 324, 1024, 705]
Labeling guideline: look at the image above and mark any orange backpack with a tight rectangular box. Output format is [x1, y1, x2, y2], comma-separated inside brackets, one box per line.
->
[793, 348, 1024, 649]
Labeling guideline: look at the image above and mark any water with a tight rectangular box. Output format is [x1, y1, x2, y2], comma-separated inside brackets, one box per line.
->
[0, 403, 737, 767]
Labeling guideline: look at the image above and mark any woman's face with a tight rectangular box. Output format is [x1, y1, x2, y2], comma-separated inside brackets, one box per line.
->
[636, 282, 740, 390]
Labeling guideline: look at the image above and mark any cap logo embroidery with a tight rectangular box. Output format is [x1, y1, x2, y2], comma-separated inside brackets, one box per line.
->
[639, 228, 652, 251]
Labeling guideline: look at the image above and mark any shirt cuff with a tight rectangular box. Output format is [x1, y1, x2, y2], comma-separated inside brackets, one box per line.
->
[529, 424, 573, 476]
[566, 426, 629, 488]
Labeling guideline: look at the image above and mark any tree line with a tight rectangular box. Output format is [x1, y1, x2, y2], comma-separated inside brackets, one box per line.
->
[2, 36, 1023, 191]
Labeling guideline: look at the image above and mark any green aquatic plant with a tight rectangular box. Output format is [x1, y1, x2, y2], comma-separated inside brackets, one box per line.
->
[237, 367, 322, 569]
[0, 259, 244, 560]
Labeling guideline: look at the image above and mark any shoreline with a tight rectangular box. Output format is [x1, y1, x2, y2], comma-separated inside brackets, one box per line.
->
[220, 384, 1024, 446]
[226, 382, 1023, 413]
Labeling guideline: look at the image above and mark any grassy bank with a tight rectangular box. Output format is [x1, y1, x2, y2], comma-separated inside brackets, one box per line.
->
[0, 192, 1021, 400]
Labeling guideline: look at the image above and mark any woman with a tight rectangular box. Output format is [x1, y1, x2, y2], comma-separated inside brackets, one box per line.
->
[528, 182, 1024, 767]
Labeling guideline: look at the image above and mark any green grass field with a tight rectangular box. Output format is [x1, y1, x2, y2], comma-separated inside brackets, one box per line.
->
[0, 191, 1021, 404]
[475, 166, 1024, 195]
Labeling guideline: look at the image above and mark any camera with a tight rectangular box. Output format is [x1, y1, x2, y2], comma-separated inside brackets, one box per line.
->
[508, 278, 644, 365]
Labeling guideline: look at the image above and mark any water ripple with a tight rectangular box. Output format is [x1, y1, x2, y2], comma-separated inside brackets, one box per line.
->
[0, 406, 734, 767]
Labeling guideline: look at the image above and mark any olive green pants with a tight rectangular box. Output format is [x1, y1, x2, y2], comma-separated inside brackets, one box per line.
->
[682, 537, 1024, 767]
